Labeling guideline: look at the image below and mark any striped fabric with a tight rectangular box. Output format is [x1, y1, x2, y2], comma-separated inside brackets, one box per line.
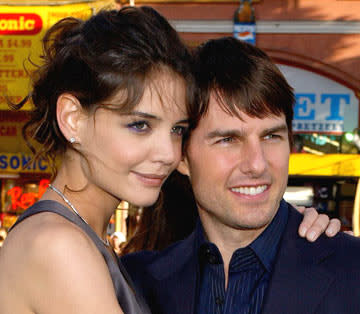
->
[196, 201, 288, 314]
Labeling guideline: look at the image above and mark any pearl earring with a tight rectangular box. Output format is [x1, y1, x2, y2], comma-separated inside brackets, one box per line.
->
[69, 137, 76, 144]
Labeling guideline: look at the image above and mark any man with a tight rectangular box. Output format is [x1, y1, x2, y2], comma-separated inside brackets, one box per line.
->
[122, 37, 360, 314]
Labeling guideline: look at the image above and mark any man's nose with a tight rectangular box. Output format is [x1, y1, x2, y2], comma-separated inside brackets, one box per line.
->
[239, 140, 267, 176]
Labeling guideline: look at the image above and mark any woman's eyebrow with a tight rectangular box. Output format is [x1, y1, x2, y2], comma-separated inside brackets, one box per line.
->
[121, 111, 189, 125]
[176, 119, 190, 124]
[121, 111, 160, 120]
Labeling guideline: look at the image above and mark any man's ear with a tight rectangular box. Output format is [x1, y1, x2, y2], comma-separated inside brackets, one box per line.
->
[177, 156, 190, 178]
[56, 93, 84, 142]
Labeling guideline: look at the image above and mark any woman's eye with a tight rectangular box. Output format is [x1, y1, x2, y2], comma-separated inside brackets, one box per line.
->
[172, 126, 188, 136]
[127, 121, 150, 132]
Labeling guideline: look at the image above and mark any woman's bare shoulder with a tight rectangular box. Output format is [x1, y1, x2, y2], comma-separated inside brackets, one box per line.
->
[0, 212, 124, 314]
[0, 211, 98, 283]
[3, 211, 94, 256]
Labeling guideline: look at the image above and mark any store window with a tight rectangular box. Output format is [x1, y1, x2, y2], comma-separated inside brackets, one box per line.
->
[292, 133, 360, 155]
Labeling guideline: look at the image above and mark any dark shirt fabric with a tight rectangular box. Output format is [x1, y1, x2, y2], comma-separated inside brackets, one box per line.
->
[196, 201, 288, 314]
[122, 202, 360, 314]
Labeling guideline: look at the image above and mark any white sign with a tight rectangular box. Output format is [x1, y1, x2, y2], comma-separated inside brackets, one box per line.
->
[278, 64, 358, 133]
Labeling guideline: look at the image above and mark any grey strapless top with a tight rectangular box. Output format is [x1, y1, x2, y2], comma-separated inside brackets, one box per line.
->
[10, 200, 151, 314]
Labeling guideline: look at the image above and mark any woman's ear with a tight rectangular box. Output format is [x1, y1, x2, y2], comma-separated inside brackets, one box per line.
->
[56, 93, 84, 143]
[177, 156, 190, 178]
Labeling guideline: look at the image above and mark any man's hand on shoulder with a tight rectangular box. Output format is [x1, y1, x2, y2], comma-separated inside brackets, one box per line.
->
[296, 206, 342, 242]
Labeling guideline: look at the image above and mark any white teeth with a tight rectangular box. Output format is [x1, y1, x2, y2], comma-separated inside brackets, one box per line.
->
[231, 185, 267, 195]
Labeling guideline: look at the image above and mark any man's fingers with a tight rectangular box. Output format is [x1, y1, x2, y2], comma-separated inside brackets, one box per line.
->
[325, 218, 341, 237]
[298, 207, 318, 239]
[298, 207, 342, 241]
[300, 209, 333, 241]
[305, 213, 331, 242]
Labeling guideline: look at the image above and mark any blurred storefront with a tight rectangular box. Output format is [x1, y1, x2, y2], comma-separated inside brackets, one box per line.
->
[0, 0, 114, 111]
[280, 61, 360, 232]
[0, 110, 51, 229]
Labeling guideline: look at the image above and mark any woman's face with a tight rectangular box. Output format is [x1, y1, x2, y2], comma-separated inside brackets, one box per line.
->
[79, 70, 188, 207]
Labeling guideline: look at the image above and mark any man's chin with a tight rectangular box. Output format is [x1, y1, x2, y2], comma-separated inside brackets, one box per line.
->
[233, 220, 271, 231]
[230, 207, 276, 231]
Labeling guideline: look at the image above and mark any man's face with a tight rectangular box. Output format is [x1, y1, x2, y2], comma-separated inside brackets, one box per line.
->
[178, 94, 290, 241]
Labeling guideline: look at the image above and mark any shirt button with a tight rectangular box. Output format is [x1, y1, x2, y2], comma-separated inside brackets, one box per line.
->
[215, 297, 224, 305]
[208, 254, 218, 264]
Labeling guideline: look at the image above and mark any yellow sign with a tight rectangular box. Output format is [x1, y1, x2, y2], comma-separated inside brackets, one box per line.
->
[0, 121, 26, 154]
[0, 0, 114, 110]
[289, 153, 360, 177]
[0, 152, 50, 173]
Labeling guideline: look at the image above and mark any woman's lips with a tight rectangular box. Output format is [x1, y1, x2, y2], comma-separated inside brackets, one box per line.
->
[132, 171, 167, 187]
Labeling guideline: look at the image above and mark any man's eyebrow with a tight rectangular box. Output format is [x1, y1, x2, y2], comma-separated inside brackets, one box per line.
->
[261, 124, 288, 136]
[206, 129, 243, 139]
[206, 124, 288, 139]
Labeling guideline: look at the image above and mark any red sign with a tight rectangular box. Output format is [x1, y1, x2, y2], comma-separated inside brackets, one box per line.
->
[7, 179, 49, 211]
[0, 14, 42, 35]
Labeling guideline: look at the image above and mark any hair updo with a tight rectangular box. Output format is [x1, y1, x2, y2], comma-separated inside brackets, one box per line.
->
[14, 6, 193, 176]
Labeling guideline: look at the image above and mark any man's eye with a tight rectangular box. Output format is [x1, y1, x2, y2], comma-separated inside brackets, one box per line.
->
[216, 137, 234, 144]
[172, 126, 188, 136]
[264, 134, 280, 140]
[127, 121, 150, 132]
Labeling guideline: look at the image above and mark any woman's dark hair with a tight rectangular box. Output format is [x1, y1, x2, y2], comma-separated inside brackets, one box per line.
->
[13, 6, 193, 176]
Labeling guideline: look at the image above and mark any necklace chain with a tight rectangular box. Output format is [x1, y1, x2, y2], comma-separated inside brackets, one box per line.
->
[48, 184, 110, 247]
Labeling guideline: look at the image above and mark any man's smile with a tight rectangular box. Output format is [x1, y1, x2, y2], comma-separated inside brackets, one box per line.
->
[230, 185, 268, 196]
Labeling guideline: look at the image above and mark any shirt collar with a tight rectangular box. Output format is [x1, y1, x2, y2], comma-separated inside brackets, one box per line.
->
[249, 199, 288, 271]
[195, 219, 209, 257]
[195, 199, 289, 272]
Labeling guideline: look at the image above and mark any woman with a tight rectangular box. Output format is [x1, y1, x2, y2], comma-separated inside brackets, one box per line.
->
[0, 6, 192, 314]
[0, 5, 340, 314]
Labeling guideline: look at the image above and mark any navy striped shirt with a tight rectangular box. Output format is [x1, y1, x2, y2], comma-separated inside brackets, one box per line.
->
[196, 200, 288, 314]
